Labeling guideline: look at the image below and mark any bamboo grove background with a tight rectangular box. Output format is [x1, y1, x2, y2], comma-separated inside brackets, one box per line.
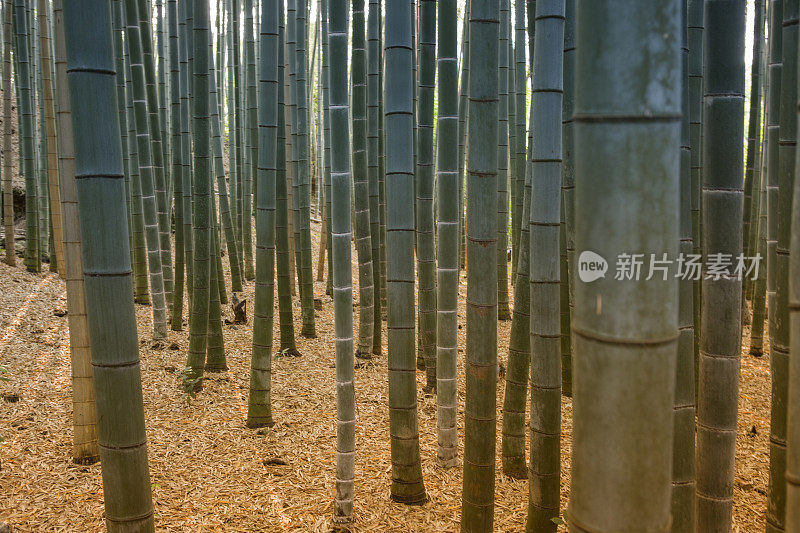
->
[0, 0, 797, 531]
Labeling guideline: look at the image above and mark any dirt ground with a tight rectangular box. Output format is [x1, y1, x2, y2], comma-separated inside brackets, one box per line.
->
[0, 220, 772, 531]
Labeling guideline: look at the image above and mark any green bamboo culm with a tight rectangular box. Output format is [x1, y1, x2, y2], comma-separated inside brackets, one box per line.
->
[416, 0, 436, 386]
[295, 0, 316, 339]
[125, 0, 169, 340]
[204, 198, 226, 371]
[168, 0, 185, 330]
[500, 0, 532, 477]
[496, 0, 511, 322]
[511, 0, 526, 281]
[242, 0, 256, 281]
[460, 0, 499, 528]
[767, 0, 797, 529]
[247, 0, 279, 429]
[750, 0, 783, 357]
[179, 0, 194, 305]
[63, 0, 155, 528]
[671, 0, 696, 530]
[137, 0, 172, 304]
[767, 0, 782, 378]
[185, 0, 213, 386]
[53, 0, 99, 464]
[2, 0, 14, 267]
[122, 0, 150, 306]
[112, 0, 134, 287]
[688, 0, 704, 381]
[328, 0, 356, 522]
[456, 0, 470, 273]
[559, 0, 574, 397]
[743, 0, 764, 284]
[696, 1, 746, 530]
[500, 99, 533, 480]
[209, 39, 242, 294]
[37, 0, 64, 277]
[526, 0, 564, 530]
[385, 0, 427, 506]
[435, 0, 459, 469]
[13, 0, 39, 273]
[569, 2, 681, 532]
[322, 0, 333, 298]
[276, 1, 299, 356]
[366, 0, 382, 355]
[785, 54, 800, 528]
[351, 0, 374, 357]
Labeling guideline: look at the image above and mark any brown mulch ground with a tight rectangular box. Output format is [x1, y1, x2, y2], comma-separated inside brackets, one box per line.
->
[0, 220, 772, 531]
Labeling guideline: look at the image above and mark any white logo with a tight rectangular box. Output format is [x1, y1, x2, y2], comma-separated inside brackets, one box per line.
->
[578, 250, 608, 283]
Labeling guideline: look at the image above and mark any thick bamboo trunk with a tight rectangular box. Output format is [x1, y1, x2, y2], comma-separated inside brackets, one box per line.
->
[435, 0, 459, 469]
[460, 0, 499, 528]
[696, 1, 746, 530]
[569, 2, 681, 532]
[63, 0, 154, 528]
[385, 0, 426, 506]
[53, 0, 98, 465]
[329, 0, 356, 523]
[246, 0, 278, 428]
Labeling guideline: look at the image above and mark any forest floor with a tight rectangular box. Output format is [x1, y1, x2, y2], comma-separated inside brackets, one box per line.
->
[0, 220, 771, 532]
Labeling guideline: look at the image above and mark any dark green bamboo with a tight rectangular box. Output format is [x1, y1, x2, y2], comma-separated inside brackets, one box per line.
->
[786, 55, 800, 528]
[276, 0, 298, 355]
[209, 39, 243, 293]
[322, 0, 332, 298]
[435, 0, 459, 469]
[752, 128, 768, 355]
[456, 0, 470, 273]
[179, 0, 194, 304]
[696, 1, 746, 530]
[688, 0, 704, 379]
[242, 0, 256, 281]
[367, 0, 382, 355]
[122, 1, 150, 306]
[768, 0, 797, 528]
[500, 98, 533, 480]
[125, 0, 168, 340]
[205, 195, 226, 370]
[744, 0, 764, 275]
[157, 0, 169, 194]
[672, 0, 696, 529]
[525, 1, 564, 530]
[329, 0, 355, 522]
[2, 0, 13, 267]
[511, 0, 526, 282]
[416, 0, 435, 382]
[247, 0, 278, 428]
[53, 0, 99, 464]
[385, 0, 426, 505]
[137, 0, 172, 303]
[569, 2, 681, 531]
[496, 0, 510, 322]
[558, 0, 574, 397]
[460, 0, 499, 528]
[352, 0, 374, 357]
[185, 0, 212, 385]
[63, 0, 154, 527]
[113, 0, 134, 283]
[295, 0, 315, 338]
[377, 1, 386, 320]
[14, 0, 39, 273]
[168, 0, 185, 330]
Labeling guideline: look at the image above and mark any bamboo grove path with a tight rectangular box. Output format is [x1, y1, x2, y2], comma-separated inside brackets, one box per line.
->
[0, 221, 774, 531]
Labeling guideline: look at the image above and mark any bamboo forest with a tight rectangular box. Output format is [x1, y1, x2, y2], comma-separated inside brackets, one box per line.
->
[0, 0, 797, 531]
